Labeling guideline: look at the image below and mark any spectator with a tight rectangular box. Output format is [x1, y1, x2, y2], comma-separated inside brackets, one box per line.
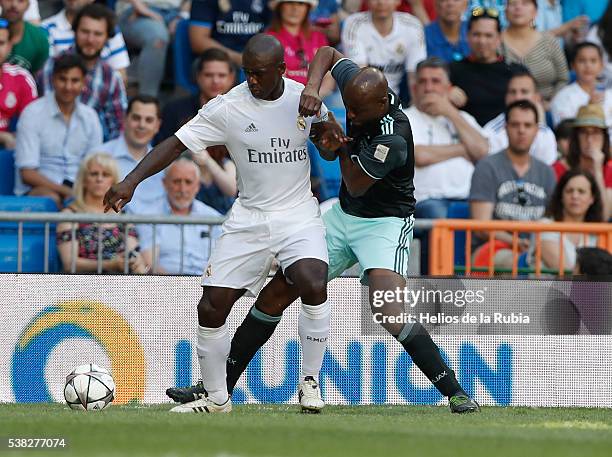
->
[359, 0, 437, 25]
[139, 157, 222, 275]
[484, 70, 557, 164]
[266, 0, 334, 95]
[562, 0, 607, 25]
[41, 3, 128, 141]
[309, 0, 340, 45]
[0, 0, 39, 23]
[425, 0, 471, 63]
[574, 246, 612, 276]
[449, 6, 525, 126]
[94, 94, 165, 213]
[587, 2, 612, 90]
[157, 48, 235, 141]
[157, 49, 236, 214]
[500, 0, 568, 105]
[551, 117, 574, 178]
[56, 152, 148, 273]
[554, 104, 612, 220]
[43, 0, 130, 82]
[529, 169, 604, 271]
[405, 57, 488, 218]
[550, 42, 612, 130]
[342, 0, 426, 95]
[0, 18, 37, 149]
[537, 1, 588, 43]
[117, 0, 189, 97]
[2, 0, 48, 73]
[14, 54, 103, 207]
[189, 0, 271, 65]
[469, 100, 556, 268]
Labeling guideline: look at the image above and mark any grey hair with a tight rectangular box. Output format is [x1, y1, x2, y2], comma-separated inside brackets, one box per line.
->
[164, 155, 202, 180]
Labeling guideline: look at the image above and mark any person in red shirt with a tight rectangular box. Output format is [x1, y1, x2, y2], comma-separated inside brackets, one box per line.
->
[0, 18, 36, 149]
[552, 104, 612, 220]
[266, 0, 335, 95]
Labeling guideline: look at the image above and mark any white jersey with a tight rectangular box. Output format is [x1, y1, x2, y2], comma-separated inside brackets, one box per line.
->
[550, 82, 612, 132]
[341, 12, 426, 95]
[484, 112, 557, 165]
[176, 78, 328, 212]
[405, 105, 480, 201]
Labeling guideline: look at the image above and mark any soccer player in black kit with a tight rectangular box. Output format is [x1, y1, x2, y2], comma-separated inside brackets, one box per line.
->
[168, 46, 480, 413]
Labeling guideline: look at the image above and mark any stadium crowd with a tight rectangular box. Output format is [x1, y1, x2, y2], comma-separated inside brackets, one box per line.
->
[1, 0, 611, 275]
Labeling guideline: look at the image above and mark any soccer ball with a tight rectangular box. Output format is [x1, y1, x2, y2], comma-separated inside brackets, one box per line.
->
[64, 364, 115, 411]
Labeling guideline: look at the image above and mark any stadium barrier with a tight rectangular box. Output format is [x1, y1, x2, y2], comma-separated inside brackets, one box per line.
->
[1, 275, 611, 408]
[0, 211, 428, 274]
[429, 220, 612, 277]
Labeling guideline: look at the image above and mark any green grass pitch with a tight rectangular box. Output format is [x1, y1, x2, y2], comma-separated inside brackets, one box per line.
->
[1, 403, 612, 457]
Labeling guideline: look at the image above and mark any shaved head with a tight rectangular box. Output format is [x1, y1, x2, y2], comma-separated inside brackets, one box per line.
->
[345, 68, 388, 104]
[243, 34, 285, 66]
[343, 67, 390, 128]
[242, 34, 287, 100]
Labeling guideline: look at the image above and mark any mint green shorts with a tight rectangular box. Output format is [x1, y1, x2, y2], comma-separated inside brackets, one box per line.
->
[323, 202, 414, 285]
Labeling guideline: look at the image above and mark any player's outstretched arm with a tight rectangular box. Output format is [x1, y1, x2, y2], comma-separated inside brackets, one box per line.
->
[300, 46, 345, 117]
[104, 135, 186, 212]
[310, 112, 352, 161]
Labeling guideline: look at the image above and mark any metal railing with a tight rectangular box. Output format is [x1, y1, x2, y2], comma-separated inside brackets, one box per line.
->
[0, 211, 226, 274]
[0, 211, 437, 275]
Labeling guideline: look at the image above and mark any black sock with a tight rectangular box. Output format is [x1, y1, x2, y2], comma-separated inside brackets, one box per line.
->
[397, 322, 464, 397]
[226, 306, 281, 394]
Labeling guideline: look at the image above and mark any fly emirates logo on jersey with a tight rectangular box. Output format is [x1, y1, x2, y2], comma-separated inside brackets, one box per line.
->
[247, 137, 308, 164]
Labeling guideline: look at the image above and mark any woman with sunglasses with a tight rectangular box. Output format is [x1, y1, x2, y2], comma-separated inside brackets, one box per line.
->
[266, 0, 335, 96]
[501, 0, 568, 107]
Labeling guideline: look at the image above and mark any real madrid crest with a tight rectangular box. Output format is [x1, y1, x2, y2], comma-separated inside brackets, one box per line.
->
[396, 43, 405, 55]
[218, 0, 231, 14]
[252, 0, 263, 14]
[297, 115, 306, 131]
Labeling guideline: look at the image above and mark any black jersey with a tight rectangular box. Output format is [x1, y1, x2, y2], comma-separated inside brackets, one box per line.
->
[330, 58, 416, 218]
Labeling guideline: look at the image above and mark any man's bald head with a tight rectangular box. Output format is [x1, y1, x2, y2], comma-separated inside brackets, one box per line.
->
[243, 34, 285, 67]
[345, 68, 388, 103]
[343, 67, 390, 127]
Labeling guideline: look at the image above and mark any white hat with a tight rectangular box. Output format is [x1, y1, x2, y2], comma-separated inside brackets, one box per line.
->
[271, 0, 319, 8]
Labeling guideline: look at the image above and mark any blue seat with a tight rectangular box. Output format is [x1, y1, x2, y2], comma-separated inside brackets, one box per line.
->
[173, 19, 198, 94]
[447, 201, 470, 268]
[0, 196, 59, 272]
[0, 149, 14, 195]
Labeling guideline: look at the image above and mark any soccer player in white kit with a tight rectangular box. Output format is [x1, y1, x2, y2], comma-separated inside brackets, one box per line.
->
[104, 34, 332, 413]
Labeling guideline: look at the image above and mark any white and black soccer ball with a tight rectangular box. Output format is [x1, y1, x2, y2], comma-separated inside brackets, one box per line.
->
[64, 364, 115, 411]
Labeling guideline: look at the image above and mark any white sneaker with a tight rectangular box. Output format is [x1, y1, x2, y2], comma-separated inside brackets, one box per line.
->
[169, 396, 232, 414]
[298, 376, 324, 413]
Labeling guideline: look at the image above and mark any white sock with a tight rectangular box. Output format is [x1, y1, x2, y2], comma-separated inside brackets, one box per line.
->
[197, 324, 230, 404]
[298, 301, 330, 382]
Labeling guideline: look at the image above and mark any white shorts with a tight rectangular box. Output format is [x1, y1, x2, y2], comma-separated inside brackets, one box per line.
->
[201, 197, 328, 297]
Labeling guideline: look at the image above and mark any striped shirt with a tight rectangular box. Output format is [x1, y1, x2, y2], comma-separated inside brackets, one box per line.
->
[341, 12, 426, 95]
[41, 49, 127, 142]
[42, 10, 130, 71]
[501, 33, 569, 102]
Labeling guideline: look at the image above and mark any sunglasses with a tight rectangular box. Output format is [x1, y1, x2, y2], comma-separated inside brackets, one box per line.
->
[0, 18, 8, 29]
[470, 6, 500, 19]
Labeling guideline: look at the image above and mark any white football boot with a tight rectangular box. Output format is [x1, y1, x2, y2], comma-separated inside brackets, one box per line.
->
[298, 376, 325, 413]
[170, 396, 232, 414]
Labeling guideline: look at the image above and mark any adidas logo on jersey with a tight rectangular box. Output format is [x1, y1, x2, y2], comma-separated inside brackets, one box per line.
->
[245, 123, 258, 133]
